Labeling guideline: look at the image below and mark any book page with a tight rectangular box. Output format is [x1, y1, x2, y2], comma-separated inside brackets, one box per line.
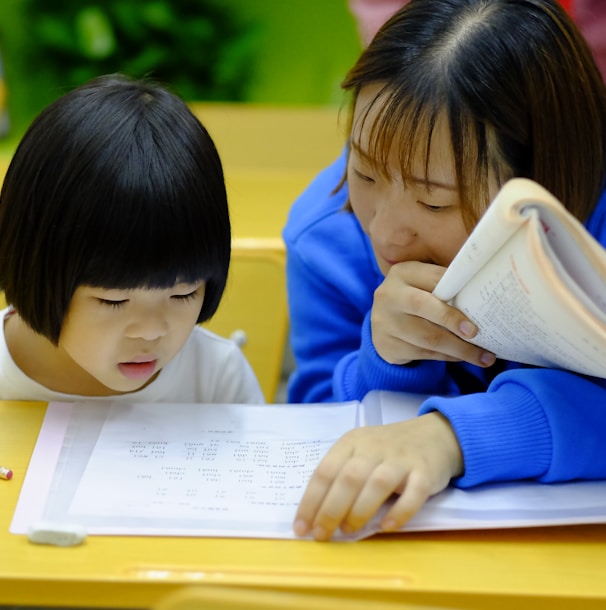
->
[347, 479, 606, 540]
[433, 178, 606, 377]
[533, 204, 606, 318]
[432, 183, 529, 303]
[452, 215, 606, 375]
[434, 178, 606, 304]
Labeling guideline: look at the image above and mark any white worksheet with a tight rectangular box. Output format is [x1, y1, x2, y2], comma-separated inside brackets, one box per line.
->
[12, 400, 369, 538]
[10, 392, 606, 540]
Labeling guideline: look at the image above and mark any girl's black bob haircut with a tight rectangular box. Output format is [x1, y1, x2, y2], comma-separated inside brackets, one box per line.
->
[0, 73, 231, 344]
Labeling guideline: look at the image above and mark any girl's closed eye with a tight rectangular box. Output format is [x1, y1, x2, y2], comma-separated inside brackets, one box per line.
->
[98, 298, 128, 309]
[171, 288, 201, 303]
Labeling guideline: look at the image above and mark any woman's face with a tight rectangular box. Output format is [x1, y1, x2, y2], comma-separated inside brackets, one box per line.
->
[347, 84, 496, 276]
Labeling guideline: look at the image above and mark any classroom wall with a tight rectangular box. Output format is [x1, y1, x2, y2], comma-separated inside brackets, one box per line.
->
[222, 0, 362, 106]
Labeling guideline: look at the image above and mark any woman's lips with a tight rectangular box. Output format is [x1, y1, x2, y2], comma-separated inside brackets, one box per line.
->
[118, 360, 158, 380]
[374, 246, 400, 267]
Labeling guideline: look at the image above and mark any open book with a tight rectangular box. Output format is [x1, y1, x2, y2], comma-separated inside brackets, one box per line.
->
[433, 178, 606, 377]
[11, 392, 606, 541]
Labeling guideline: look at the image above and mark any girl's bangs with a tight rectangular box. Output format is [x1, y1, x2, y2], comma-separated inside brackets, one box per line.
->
[72, 168, 229, 291]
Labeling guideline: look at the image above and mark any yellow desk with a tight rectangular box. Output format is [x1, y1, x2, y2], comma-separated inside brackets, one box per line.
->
[2, 400, 606, 609]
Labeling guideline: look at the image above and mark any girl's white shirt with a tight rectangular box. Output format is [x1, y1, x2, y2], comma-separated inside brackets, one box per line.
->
[0, 307, 265, 404]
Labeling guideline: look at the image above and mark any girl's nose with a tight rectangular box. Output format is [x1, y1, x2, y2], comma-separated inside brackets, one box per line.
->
[125, 310, 169, 340]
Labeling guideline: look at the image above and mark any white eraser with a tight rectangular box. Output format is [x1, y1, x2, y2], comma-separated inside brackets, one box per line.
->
[27, 521, 87, 547]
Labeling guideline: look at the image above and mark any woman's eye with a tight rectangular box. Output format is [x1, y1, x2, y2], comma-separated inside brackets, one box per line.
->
[419, 201, 446, 212]
[352, 168, 375, 183]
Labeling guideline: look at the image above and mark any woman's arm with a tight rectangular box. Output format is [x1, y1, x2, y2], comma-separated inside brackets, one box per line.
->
[422, 367, 606, 486]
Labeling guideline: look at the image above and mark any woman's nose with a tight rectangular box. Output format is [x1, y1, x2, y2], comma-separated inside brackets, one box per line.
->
[370, 198, 418, 249]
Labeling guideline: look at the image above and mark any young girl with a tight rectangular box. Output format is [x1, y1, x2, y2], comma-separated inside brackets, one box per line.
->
[285, 0, 606, 540]
[0, 74, 264, 404]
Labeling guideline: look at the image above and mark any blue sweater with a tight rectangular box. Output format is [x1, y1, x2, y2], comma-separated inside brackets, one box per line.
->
[283, 150, 606, 488]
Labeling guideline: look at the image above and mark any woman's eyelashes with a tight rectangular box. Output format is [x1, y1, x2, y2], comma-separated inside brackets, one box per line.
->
[351, 167, 375, 183]
[419, 201, 447, 212]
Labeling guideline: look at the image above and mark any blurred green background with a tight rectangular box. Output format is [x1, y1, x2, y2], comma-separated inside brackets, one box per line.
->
[0, 0, 362, 154]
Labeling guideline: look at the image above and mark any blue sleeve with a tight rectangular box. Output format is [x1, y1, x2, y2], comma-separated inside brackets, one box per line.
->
[419, 368, 606, 486]
[334, 314, 460, 401]
[284, 229, 365, 403]
[283, 155, 371, 403]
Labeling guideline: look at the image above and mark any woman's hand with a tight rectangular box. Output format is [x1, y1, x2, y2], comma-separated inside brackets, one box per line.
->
[371, 261, 495, 367]
[293, 411, 463, 541]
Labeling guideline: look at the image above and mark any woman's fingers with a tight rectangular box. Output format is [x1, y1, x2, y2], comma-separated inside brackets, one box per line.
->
[371, 262, 495, 366]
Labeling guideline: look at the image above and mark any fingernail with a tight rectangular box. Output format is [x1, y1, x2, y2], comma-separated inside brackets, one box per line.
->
[312, 525, 328, 541]
[381, 519, 398, 531]
[480, 351, 496, 366]
[293, 519, 309, 537]
[459, 321, 475, 337]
